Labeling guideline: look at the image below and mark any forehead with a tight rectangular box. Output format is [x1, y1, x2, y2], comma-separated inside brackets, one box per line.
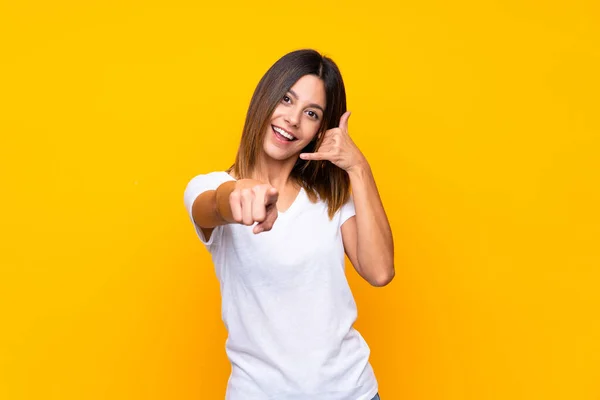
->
[289, 75, 326, 108]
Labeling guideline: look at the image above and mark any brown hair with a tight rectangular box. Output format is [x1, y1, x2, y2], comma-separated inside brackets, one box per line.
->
[229, 49, 350, 218]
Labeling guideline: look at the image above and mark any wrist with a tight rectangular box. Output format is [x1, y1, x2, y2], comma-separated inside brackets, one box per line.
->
[346, 158, 370, 177]
[215, 181, 236, 222]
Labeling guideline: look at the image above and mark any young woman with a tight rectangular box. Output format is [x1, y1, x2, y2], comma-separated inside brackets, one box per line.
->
[184, 49, 394, 400]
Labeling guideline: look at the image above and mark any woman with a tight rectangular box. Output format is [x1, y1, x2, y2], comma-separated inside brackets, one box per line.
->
[184, 49, 394, 400]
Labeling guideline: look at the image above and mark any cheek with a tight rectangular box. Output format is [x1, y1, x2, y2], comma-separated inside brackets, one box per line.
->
[270, 104, 285, 119]
[304, 120, 322, 140]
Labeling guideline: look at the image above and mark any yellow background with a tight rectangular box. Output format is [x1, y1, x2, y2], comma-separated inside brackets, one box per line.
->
[1, 0, 599, 399]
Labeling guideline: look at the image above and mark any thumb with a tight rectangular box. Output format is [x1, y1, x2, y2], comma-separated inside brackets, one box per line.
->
[264, 187, 279, 206]
[339, 111, 351, 132]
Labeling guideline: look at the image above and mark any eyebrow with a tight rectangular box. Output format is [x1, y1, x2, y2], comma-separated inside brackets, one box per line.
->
[288, 89, 325, 113]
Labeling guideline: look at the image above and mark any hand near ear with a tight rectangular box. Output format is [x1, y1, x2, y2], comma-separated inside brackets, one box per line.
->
[300, 111, 366, 172]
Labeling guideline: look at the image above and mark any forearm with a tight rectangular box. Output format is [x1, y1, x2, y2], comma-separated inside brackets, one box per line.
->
[192, 180, 237, 228]
[347, 162, 395, 283]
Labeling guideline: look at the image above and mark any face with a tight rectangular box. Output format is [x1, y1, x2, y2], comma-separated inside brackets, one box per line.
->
[262, 74, 326, 161]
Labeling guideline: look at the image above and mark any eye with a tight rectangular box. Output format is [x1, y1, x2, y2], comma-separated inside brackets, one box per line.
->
[282, 95, 291, 104]
[306, 110, 319, 120]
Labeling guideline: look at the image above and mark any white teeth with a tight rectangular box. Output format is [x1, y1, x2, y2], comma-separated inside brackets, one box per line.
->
[273, 126, 294, 140]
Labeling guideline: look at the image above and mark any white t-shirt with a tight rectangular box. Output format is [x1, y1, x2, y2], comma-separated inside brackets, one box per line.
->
[184, 171, 379, 400]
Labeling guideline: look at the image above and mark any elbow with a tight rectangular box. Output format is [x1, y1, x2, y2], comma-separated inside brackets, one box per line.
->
[368, 264, 395, 287]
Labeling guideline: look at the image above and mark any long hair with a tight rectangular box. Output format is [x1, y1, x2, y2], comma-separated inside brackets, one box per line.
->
[230, 49, 350, 219]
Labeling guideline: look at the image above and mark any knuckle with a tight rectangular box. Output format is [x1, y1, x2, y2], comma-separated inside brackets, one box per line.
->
[241, 189, 254, 199]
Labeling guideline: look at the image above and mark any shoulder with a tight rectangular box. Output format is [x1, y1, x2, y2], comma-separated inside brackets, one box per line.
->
[187, 171, 234, 184]
[185, 171, 235, 190]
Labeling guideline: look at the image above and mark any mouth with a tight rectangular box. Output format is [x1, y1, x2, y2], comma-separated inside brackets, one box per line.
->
[272, 125, 297, 142]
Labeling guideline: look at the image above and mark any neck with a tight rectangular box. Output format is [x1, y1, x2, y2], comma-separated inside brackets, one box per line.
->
[253, 153, 299, 190]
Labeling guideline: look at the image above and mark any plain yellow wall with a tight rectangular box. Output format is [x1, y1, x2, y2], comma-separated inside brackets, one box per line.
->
[1, 1, 599, 399]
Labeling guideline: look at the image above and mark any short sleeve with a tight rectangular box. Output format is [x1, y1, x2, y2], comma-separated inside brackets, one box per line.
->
[339, 195, 356, 226]
[183, 171, 236, 246]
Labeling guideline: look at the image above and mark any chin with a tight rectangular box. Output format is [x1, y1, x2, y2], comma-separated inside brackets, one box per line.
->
[263, 143, 299, 162]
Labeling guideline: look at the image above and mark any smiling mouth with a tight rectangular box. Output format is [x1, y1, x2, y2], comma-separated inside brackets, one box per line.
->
[272, 125, 297, 141]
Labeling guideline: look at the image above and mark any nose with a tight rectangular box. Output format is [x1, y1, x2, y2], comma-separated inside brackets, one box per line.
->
[284, 108, 301, 127]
